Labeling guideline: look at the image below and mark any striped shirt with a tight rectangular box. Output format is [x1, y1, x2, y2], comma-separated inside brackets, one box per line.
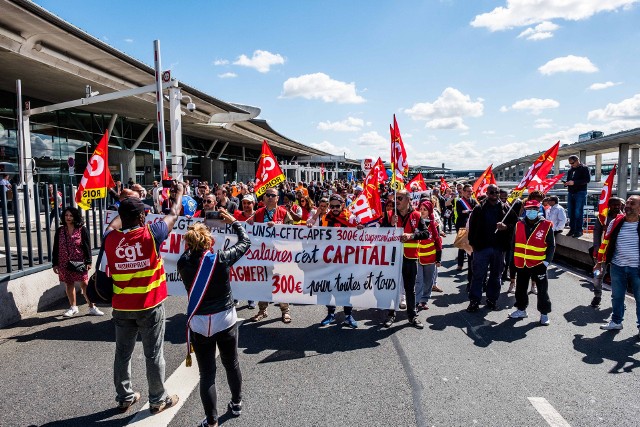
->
[612, 221, 639, 267]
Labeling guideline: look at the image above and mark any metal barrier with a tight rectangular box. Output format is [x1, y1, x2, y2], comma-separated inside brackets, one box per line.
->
[0, 182, 107, 278]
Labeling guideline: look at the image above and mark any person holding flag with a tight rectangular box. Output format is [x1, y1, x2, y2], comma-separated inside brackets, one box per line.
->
[254, 140, 286, 198]
[177, 212, 251, 427]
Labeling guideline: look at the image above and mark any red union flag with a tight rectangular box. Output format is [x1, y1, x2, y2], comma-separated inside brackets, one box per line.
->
[255, 140, 285, 197]
[440, 177, 450, 193]
[508, 141, 560, 203]
[528, 172, 565, 194]
[472, 165, 496, 198]
[598, 164, 617, 225]
[75, 131, 115, 210]
[407, 173, 427, 191]
[350, 158, 384, 223]
[390, 115, 408, 189]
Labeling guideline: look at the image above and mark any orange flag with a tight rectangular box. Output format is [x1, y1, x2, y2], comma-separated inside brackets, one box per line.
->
[390, 115, 408, 190]
[598, 164, 617, 225]
[75, 131, 115, 210]
[255, 140, 285, 197]
[472, 165, 496, 198]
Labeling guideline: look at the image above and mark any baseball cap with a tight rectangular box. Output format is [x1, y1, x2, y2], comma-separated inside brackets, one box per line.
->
[118, 197, 147, 217]
[524, 200, 541, 209]
[242, 194, 255, 203]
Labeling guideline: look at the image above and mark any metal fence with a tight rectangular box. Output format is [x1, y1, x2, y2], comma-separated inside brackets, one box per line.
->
[0, 182, 107, 279]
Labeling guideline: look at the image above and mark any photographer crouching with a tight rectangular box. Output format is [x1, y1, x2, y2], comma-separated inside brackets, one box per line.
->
[177, 209, 251, 427]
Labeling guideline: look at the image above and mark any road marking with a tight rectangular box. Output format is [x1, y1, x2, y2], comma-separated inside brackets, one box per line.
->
[528, 397, 571, 427]
[126, 357, 201, 426]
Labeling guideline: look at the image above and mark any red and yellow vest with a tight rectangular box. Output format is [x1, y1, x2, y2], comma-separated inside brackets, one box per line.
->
[513, 219, 552, 268]
[596, 214, 625, 263]
[104, 225, 167, 311]
[254, 206, 288, 223]
[398, 210, 421, 259]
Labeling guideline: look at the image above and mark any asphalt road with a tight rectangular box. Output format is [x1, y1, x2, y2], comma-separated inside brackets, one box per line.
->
[0, 234, 638, 427]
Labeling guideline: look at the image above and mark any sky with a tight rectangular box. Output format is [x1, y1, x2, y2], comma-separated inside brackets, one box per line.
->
[33, 0, 640, 170]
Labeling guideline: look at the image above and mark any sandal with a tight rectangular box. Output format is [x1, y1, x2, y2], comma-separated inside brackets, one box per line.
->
[249, 311, 268, 322]
[282, 313, 292, 323]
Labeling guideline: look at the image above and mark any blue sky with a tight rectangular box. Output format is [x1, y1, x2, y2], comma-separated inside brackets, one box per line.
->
[34, 0, 640, 169]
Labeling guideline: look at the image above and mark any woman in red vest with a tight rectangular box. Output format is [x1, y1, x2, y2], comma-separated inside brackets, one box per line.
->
[415, 201, 442, 311]
[509, 200, 556, 326]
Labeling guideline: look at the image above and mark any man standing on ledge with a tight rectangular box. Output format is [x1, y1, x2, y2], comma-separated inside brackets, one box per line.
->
[564, 155, 590, 238]
[103, 182, 184, 414]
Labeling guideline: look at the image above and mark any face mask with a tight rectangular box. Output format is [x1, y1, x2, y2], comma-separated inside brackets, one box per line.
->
[525, 210, 539, 220]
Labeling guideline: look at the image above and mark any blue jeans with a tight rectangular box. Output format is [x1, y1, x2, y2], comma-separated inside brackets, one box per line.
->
[415, 263, 437, 303]
[567, 190, 587, 235]
[469, 247, 505, 304]
[113, 303, 168, 405]
[609, 264, 640, 326]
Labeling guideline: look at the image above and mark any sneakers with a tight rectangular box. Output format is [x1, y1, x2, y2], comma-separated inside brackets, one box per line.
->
[508, 309, 528, 319]
[320, 313, 336, 326]
[88, 306, 104, 316]
[416, 302, 428, 312]
[600, 320, 623, 330]
[540, 314, 550, 326]
[150, 394, 179, 415]
[590, 296, 601, 308]
[247, 301, 256, 309]
[399, 296, 407, 310]
[529, 285, 538, 295]
[507, 281, 516, 294]
[466, 301, 480, 313]
[63, 306, 79, 317]
[432, 284, 443, 293]
[234, 300, 239, 307]
[198, 418, 218, 427]
[485, 300, 498, 311]
[248, 311, 268, 322]
[116, 392, 140, 412]
[342, 315, 358, 329]
[228, 400, 242, 416]
[383, 315, 395, 328]
[408, 318, 424, 329]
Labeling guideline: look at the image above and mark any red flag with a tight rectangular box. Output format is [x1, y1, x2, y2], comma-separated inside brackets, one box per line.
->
[598, 164, 617, 225]
[440, 177, 450, 193]
[75, 131, 115, 210]
[508, 141, 560, 202]
[390, 115, 408, 189]
[472, 165, 496, 198]
[255, 140, 285, 197]
[407, 173, 427, 191]
[350, 158, 384, 223]
[320, 163, 325, 183]
[528, 172, 565, 194]
[161, 167, 171, 202]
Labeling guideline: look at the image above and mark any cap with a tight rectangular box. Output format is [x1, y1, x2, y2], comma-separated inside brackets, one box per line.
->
[242, 194, 255, 203]
[118, 197, 147, 217]
[524, 200, 541, 209]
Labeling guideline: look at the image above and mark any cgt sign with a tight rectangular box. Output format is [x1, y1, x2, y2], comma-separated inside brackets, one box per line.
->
[361, 158, 373, 174]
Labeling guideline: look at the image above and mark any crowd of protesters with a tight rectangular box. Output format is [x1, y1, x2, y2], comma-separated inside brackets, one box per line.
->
[67, 153, 638, 426]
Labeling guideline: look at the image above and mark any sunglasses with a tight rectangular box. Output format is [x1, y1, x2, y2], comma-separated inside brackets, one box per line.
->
[329, 204, 342, 208]
[264, 194, 277, 198]
[203, 200, 215, 204]
[486, 191, 498, 195]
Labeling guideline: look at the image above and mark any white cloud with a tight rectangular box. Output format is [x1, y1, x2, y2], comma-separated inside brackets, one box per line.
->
[588, 81, 622, 91]
[404, 87, 483, 130]
[587, 93, 640, 121]
[214, 59, 229, 66]
[534, 119, 554, 129]
[482, 130, 496, 135]
[218, 72, 237, 79]
[233, 50, 285, 73]
[511, 98, 560, 115]
[471, 0, 638, 31]
[317, 117, 365, 132]
[124, 38, 134, 43]
[355, 131, 387, 152]
[427, 117, 469, 130]
[538, 55, 599, 75]
[281, 73, 366, 104]
[517, 21, 560, 40]
[499, 105, 509, 113]
[309, 140, 354, 157]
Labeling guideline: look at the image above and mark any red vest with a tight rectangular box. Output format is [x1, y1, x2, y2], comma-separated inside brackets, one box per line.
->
[397, 210, 421, 259]
[104, 225, 168, 311]
[254, 206, 288, 223]
[513, 220, 552, 268]
[417, 239, 436, 265]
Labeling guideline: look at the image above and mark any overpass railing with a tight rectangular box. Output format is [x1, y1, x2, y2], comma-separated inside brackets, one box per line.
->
[0, 183, 108, 279]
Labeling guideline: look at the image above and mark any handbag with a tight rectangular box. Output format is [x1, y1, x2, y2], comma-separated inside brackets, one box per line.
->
[66, 260, 87, 273]
[453, 228, 473, 255]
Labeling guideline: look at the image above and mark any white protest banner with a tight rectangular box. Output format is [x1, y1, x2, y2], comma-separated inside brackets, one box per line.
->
[103, 212, 404, 309]
[409, 190, 431, 209]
